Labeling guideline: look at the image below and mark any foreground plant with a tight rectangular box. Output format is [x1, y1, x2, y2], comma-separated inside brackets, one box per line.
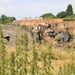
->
[30, 40, 39, 75]
[42, 44, 53, 75]
[58, 48, 75, 75]
[15, 28, 28, 75]
[0, 24, 7, 75]
[10, 52, 16, 75]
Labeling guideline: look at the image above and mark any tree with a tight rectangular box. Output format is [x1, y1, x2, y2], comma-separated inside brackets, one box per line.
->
[56, 4, 74, 18]
[0, 14, 16, 24]
[40, 13, 55, 19]
[1, 14, 7, 24]
[66, 14, 75, 18]
[66, 4, 73, 16]
[56, 11, 66, 18]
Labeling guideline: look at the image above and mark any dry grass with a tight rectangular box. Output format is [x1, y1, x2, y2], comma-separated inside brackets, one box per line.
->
[52, 59, 70, 75]
[5, 43, 75, 75]
[6, 19, 75, 75]
[5, 45, 15, 55]
[20, 18, 57, 27]
[57, 24, 65, 32]
[20, 18, 75, 38]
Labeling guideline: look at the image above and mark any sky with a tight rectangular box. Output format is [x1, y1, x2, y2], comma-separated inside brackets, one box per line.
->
[0, 0, 75, 20]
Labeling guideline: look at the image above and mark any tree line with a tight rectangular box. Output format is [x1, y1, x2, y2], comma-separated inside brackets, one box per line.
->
[0, 4, 74, 24]
[40, 4, 75, 19]
[0, 14, 16, 24]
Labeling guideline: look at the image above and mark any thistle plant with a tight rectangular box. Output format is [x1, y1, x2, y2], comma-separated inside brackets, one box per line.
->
[30, 40, 39, 75]
[18, 32, 28, 75]
[42, 44, 53, 75]
[14, 25, 20, 75]
[10, 52, 16, 75]
[15, 25, 29, 75]
[58, 62, 75, 75]
[0, 24, 6, 75]
[58, 48, 75, 75]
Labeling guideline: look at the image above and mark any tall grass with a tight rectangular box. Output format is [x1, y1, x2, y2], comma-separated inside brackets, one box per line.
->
[0, 24, 7, 75]
[10, 52, 16, 75]
[30, 40, 39, 75]
[58, 62, 75, 75]
[1, 23, 75, 75]
[42, 44, 53, 75]
[58, 48, 75, 75]
[14, 26, 29, 75]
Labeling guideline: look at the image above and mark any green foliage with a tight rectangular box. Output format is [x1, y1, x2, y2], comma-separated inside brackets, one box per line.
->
[10, 52, 16, 75]
[42, 44, 53, 75]
[58, 48, 75, 75]
[31, 40, 39, 75]
[18, 32, 28, 75]
[63, 17, 75, 21]
[65, 14, 75, 18]
[56, 11, 66, 18]
[40, 13, 55, 19]
[0, 14, 16, 24]
[58, 62, 75, 75]
[1, 23, 75, 75]
[56, 4, 74, 18]
[40, 4, 74, 18]
[66, 4, 73, 16]
[15, 26, 28, 75]
[0, 24, 6, 75]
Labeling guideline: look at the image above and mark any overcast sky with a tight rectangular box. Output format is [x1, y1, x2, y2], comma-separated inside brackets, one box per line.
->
[0, 0, 75, 20]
